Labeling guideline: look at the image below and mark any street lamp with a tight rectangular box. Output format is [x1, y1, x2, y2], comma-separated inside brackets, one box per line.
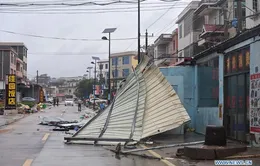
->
[92, 56, 100, 110]
[87, 67, 93, 79]
[102, 28, 117, 104]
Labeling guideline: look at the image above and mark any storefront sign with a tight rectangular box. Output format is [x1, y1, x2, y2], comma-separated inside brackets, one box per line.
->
[246, 50, 250, 68]
[225, 47, 250, 75]
[250, 42, 260, 133]
[5, 74, 17, 110]
[250, 73, 260, 132]
[238, 53, 243, 69]
[226, 57, 230, 73]
[232, 55, 237, 71]
[39, 88, 44, 103]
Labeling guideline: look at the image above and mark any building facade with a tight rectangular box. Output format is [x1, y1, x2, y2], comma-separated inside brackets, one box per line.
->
[176, 1, 200, 58]
[246, 0, 260, 29]
[153, 34, 173, 66]
[110, 51, 138, 89]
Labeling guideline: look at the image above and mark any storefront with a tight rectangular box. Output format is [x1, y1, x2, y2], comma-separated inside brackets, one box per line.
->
[224, 46, 250, 142]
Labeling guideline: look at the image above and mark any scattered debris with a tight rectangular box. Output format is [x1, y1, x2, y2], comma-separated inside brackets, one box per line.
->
[121, 141, 205, 154]
[65, 55, 191, 145]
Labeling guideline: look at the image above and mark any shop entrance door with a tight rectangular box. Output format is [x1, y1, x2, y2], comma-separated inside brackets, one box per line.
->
[224, 73, 249, 141]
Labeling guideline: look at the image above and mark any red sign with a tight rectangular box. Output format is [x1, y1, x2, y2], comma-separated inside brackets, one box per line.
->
[250, 127, 260, 133]
[245, 50, 250, 67]
[231, 96, 236, 108]
[250, 73, 260, 80]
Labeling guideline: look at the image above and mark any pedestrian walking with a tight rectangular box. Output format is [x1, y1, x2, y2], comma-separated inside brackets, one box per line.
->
[78, 100, 82, 112]
[53, 97, 56, 107]
[56, 98, 59, 106]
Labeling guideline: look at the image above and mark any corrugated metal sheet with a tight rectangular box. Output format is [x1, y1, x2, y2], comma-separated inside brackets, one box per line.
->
[67, 55, 190, 145]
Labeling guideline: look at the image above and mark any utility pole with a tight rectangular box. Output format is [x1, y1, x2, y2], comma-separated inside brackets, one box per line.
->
[138, 0, 140, 64]
[223, 3, 228, 39]
[236, 0, 243, 33]
[115, 58, 118, 92]
[141, 30, 154, 55]
[36, 70, 39, 84]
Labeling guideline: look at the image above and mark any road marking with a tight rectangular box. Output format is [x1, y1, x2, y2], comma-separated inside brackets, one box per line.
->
[140, 145, 176, 166]
[42, 133, 50, 142]
[23, 159, 33, 166]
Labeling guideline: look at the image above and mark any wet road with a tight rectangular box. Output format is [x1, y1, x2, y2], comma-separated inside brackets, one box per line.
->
[0, 105, 175, 166]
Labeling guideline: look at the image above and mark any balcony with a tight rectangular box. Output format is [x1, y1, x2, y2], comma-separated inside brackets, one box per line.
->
[194, 0, 222, 17]
[16, 70, 23, 78]
[154, 34, 172, 46]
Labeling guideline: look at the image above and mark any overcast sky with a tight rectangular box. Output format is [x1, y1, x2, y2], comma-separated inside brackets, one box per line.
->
[0, 0, 191, 78]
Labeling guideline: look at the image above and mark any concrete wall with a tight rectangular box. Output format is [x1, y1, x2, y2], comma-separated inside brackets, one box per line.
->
[195, 107, 221, 134]
[160, 66, 196, 128]
[160, 64, 223, 134]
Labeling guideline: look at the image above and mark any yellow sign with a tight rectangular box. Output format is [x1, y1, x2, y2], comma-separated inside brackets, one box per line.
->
[39, 88, 44, 102]
[232, 55, 237, 70]
[8, 90, 16, 97]
[5, 74, 16, 109]
[246, 51, 250, 67]
[8, 98, 16, 105]
[9, 83, 16, 90]
[226, 57, 230, 72]
[8, 75, 16, 83]
[238, 53, 243, 69]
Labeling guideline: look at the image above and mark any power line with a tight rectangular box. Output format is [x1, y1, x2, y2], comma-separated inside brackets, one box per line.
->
[146, 1, 179, 29]
[1, 4, 187, 11]
[0, 0, 183, 7]
[0, 29, 154, 41]
[0, 6, 187, 14]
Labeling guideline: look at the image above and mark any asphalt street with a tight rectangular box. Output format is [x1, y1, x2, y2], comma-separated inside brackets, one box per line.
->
[0, 105, 178, 166]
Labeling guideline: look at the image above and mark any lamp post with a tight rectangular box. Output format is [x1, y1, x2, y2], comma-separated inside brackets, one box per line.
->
[91, 56, 100, 110]
[86, 67, 93, 79]
[102, 28, 117, 104]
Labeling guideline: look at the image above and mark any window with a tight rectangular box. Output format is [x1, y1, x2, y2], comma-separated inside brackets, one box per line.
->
[11, 69, 13, 74]
[253, 0, 258, 12]
[11, 53, 14, 64]
[112, 70, 118, 77]
[123, 69, 130, 77]
[105, 64, 108, 69]
[179, 24, 183, 38]
[122, 56, 130, 64]
[112, 57, 118, 66]
[99, 64, 103, 70]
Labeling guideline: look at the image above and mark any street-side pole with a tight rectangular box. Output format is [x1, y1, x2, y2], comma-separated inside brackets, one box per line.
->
[36, 70, 39, 84]
[93, 60, 96, 110]
[108, 32, 111, 104]
[237, 0, 242, 33]
[145, 29, 148, 54]
[137, 0, 141, 64]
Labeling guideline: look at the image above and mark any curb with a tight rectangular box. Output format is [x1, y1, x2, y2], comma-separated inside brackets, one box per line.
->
[0, 114, 26, 127]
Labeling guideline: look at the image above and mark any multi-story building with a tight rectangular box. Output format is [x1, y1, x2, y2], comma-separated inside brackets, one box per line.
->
[153, 34, 173, 66]
[194, 0, 228, 49]
[171, 28, 179, 64]
[246, 0, 260, 29]
[0, 42, 28, 85]
[176, 1, 200, 59]
[59, 76, 84, 81]
[97, 59, 109, 82]
[110, 51, 138, 88]
[58, 80, 79, 97]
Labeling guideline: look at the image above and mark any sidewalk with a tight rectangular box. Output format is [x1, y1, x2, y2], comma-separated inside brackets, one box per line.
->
[0, 114, 25, 127]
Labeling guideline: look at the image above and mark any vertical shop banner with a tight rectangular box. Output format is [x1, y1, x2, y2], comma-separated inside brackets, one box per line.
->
[250, 42, 260, 133]
[5, 74, 17, 110]
[39, 88, 44, 103]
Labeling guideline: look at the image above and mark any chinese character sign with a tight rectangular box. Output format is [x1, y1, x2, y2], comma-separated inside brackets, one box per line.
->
[232, 55, 237, 71]
[238, 53, 243, 69]
[5, 74, 17, 110]
[39, 88, 44, 103]
[250, 42, 260, 133]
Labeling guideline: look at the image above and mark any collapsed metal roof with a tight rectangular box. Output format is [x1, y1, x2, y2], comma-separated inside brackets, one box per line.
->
[65, 55, 190, 145]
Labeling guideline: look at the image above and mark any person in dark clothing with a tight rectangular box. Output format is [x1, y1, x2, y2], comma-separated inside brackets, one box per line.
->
[53, 97, 56, 107]
[56, 98, 59, 106]
[78, 100, 82, 112]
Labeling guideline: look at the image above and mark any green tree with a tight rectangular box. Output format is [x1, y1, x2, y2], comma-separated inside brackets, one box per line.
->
[74, 79, 93, 98]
